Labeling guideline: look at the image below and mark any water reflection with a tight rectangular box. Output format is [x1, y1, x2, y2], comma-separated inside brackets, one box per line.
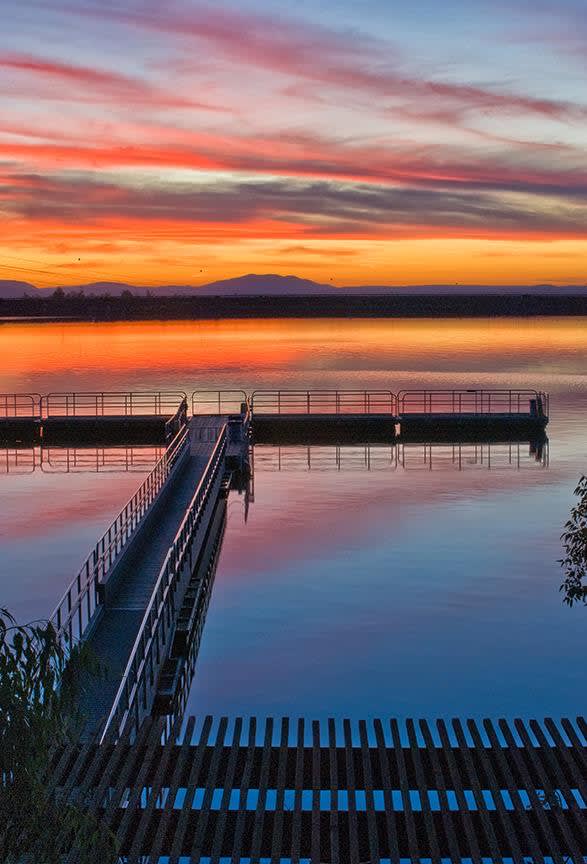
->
[0, 446, 163, 474]
[251, 439, 549, 475]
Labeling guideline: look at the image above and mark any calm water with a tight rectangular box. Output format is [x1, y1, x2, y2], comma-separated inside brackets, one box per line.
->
[1, 317, 586, 719]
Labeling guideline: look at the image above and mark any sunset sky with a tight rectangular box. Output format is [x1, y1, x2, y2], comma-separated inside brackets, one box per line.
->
[1, 0, 586, 287]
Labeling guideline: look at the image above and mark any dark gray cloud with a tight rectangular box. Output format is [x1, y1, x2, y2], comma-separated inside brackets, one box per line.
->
[1, 172, 586, 236]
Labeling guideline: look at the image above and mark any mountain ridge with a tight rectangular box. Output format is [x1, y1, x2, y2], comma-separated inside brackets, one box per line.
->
[1, 273, 586, 298]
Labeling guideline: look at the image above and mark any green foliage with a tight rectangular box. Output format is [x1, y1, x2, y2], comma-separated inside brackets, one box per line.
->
[560, 475, 587, 606]
[0, 608, 117, 863]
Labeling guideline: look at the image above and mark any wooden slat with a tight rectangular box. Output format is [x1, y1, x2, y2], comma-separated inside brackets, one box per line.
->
[498, 718, 563, 863]
[230, 718, 257, 864]
[515, 718, 585, 861]
[452, 718, 502, 861]
[311, 720, 322, 863]
[249, 717, 274, 861]
[148, 716, 196, 864]
[269, 717, 290, 863]
[482, 718, 545, 864]
[126, 718, 178, 863]
[328, 718, 341, 864]
[343, 719, 361, 864]
[466, 718, 525, 863]
[290, 718, 305, 864]
[390, 718, 421, 860]
[560, 718, 587, 786]
[209, 718, 244, 864]
[545, 718, 587, 802]
[436, 719, 483, 863]
[374, 719, 400, 861]
[113, 720, 165, 854]
[169, 715, 213, 863]
[420, 719, 462, 863]
[406, 719, 441, 863]
[358, 720, 381, 864]
[190, 717, 229, 860]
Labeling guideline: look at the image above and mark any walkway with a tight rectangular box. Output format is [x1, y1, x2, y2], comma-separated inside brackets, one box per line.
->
[75, 417, 227, 735]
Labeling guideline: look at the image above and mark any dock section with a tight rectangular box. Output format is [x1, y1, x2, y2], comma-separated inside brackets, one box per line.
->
[51, 412, 249, 739]
[51, 714, 587, 861]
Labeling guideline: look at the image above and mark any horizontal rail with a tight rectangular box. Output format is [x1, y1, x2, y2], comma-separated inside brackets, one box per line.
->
[100, 424, 228, 743]
[42, 390, 187, 418]
[0, 392, 41, 418]
[50, 425, 190, 653]
[397, 389, 549, 417]
[191, 390, 248, 416]
[251, 389, 397, 415]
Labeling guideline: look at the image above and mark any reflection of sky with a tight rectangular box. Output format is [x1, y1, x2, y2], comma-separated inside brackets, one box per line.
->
[0, 317, 585, 720]
[0, 468, 151, 622]
[187, 459, 587, 720]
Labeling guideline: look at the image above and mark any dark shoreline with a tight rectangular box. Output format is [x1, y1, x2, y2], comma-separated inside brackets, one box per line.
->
[2, 294, 587, 320]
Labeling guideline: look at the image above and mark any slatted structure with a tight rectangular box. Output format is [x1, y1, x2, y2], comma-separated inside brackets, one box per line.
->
[52, 715, 587, 862]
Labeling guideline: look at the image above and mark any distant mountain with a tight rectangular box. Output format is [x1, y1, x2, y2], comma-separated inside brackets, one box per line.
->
[0, 273, 586, 298]
[0, 280, 37, 298]
[197, 273, 335, 295]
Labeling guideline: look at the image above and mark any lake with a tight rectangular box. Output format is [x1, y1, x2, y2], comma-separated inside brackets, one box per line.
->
[1, 316, 586, 721]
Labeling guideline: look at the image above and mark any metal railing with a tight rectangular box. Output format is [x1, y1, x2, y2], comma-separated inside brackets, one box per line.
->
[191, 390, 248, 416]
[50, 425, 190, 652]
[42, 391, 187, 418]
[0, 393, 41, 418]
[100, 423, 228, 743]
[250, 389, 397, 415]
[397, 389, 549, 417]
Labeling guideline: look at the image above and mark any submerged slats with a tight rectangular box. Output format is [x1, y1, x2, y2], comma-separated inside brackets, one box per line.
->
[230, 717, 256, 864]
[390, 718, 421, 861]
[374, 718, 400, 862]
[210, 717, 243, 864]
[499, 717, 562, 864]
[407, 718, 442, 863]
[420, 718, 462, 863]
[147, 716, 196, 864]
[437, 718, 483, 864]
[483, 717, 545, 864]
[169, 714, 213, 863]
[190, 716, 228, 860]
[52, 714, 587, 862]
[516, 718, 586, 862]
[466, 718, 525, 864]
[452, 718, 502, 861]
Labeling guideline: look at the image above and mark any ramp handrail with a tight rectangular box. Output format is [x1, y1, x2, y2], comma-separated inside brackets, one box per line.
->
[0, 392, 42, 418]
[251, 389, 397, 415]
[191, 390, 249, 416]
[397, 389, 549, 416]
[50, 425, 190, 652]
[42, 390, 187, 418]
[100, 423, 229, 743]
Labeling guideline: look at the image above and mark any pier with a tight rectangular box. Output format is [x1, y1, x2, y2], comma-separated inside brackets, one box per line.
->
[9, 385, 581, 862]
[3, 385, 550, 740]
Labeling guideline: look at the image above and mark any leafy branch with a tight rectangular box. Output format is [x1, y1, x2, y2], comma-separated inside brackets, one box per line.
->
[0, 607, 116, 863]
[559, 475, 587, 606]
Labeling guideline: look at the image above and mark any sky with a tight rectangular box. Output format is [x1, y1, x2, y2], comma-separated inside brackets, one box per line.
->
[1, 0, 586, 287]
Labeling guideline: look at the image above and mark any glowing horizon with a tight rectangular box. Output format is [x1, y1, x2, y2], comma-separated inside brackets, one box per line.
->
[1, 0, 586, 287]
